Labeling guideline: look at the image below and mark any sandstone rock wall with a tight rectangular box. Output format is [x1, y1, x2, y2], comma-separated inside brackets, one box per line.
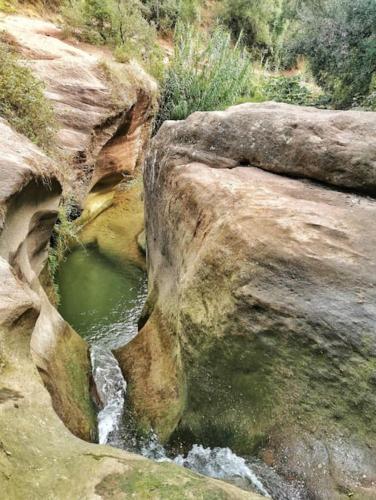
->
[117, 103, 376, 499]
[0, 118, 96, 440]
[0, 15, 158, 203]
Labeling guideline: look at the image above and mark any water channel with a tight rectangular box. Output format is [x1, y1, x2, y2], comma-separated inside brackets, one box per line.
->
[57, 244, 305, 499]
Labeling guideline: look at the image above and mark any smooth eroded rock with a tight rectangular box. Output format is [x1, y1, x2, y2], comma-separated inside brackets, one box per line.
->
[0, 118, 97, 440]
[157, 102, 376, 194]
[117, 104, 376, 499]
[0, 15, 158, 200]
[0, 116, 256, 499]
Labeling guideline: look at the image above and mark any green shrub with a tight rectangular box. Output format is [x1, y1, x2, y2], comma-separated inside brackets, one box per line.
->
[155, 24, 253, 128]
[358, 76, 376, 111]
[284, 0, 376, 108]
[113, 42, 164, 82]
[63, 0, 152, 47]
[236, 73, 328, 107]
[218, 0, 284, 58]
[48, 199, 82, 279]
[0, 39, 56, 152]
[263, 75, 317, 105]
[359, 92, 376, 111]
[62, 0, 163, 79]
[141, 0, 200, 33]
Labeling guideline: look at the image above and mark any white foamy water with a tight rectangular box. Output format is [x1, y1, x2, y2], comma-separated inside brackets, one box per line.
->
[174, 445, 271, 497]
[90, 346, 127, 445]
[58, 247, 148, 446]
[61, 250, 147, 446]
[141, 435, 270, 497]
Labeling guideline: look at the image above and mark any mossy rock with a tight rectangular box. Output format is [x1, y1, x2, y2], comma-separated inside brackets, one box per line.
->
[96, 461, 258, 499]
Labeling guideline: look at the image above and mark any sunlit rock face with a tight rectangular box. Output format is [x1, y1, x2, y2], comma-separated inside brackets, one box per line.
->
[0, 15, 158, 203]
[117, 103, 376, 499]
[0, 117, 97, 441]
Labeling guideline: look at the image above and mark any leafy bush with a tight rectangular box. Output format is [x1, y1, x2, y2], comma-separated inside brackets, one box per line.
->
[358, 76, 376, 111]
[48, 199, 82, 276]
[141, 0, 200, 33]
[218, 0, 284, 58]
[360, 92, 376, 111]
[263, 75, 316, 105]
[236, 73, 327, 107]
[156, 24, 253, 128]
[0, 39, 56, 152]
[62, 0, 163, 78]
[284, 0, 376, 108]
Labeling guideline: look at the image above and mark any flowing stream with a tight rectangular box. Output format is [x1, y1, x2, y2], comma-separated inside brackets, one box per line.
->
[57, 245, 305, 499]
[58, 246, 147, 445]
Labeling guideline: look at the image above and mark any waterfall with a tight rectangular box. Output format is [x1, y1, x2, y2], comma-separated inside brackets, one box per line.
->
[174, 445, 271, 497]
[90, 346, 126, 445]
[141, 435, 271, 497]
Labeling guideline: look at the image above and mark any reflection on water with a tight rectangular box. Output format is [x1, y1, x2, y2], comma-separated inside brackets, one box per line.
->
[58, 246, 147, 349]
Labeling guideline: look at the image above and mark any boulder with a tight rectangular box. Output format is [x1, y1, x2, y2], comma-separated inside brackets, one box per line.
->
[151, 101, 376, 194]
[117, 103, 376, 499]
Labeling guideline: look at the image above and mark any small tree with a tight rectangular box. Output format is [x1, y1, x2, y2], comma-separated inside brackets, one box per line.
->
[219, 0, 284, 59]
[63, 0, 163, 77]
[141, 0, 200, 33]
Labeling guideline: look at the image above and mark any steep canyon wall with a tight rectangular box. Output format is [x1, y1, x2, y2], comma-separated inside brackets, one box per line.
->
[117, 103, 376, 499]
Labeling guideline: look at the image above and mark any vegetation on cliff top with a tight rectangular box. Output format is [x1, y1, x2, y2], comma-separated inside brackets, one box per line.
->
[283, 0, 376, 108]
[155, 25, 253, 128]
[7, 0, 371, 116]
[0, 36, 56, 151]
[141, 0, 201, 33]
[62, 0, 165, 78]
[1, 0, 375, 134]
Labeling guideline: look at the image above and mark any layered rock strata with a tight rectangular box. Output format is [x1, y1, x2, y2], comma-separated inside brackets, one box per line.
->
[0, 15, 157, 204]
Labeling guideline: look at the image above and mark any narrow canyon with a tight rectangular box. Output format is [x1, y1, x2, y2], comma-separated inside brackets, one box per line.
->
[0, 12, 375, 500]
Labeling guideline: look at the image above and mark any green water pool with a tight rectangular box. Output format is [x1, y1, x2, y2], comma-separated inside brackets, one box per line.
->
[57, 245, 147, 350]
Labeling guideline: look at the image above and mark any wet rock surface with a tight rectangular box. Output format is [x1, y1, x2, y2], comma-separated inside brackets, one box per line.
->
[118, 103, 376, 499]
[0, 11, 266, 496]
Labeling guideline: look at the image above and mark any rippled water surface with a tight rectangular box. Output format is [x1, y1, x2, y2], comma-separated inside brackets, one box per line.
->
[58, 246, 147, 349]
